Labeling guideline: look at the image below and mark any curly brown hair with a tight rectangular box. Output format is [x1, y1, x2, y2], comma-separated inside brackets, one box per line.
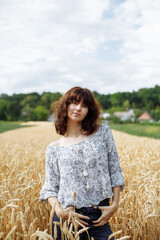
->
[52, 86, 102, 136]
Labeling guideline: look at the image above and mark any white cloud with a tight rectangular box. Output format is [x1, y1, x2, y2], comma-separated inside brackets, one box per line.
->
[62, 74, 83, 83]
[75, 36, 106, 54]
[0, 0, 160, 95]
[67, 0, 110, 24]
[116, 0, 160, 89]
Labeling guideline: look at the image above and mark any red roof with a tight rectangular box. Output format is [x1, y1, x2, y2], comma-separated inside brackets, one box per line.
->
[138, 112, 152, 120]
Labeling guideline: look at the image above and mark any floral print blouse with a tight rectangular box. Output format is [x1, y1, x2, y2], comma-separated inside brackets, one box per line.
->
[39, 123, 125, 209]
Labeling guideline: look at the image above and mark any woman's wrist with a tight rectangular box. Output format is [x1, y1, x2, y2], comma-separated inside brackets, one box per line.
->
[111, 186, 120, 212]
[55, 205, 62, 217]
[110, 201, 119, 212]
[47, 197, 62, 217]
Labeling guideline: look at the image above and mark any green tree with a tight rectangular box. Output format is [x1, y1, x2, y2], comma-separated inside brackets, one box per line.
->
[0, 99, 7, 120]
[134, 109, 144, 119]
[0, 85, 159, 121]
[151, 108, 160, 121]
[130, 91, 141, 108]
[6, 100, 21, 121]
[41, 92, 62, 110]
[21, 93, 41, 108]
[137, 85, 160, 110]
[34, 105, 49, 121]
[20, 106, 37, 121]
[50, 92, 62, 102]
[41, 93, 51, 109]
[123, 100, 130, 110]
[111, 92, 132, 108]
[93, 91, 112, 109]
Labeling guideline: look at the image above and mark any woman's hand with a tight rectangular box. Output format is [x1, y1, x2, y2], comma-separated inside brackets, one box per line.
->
[92, 186, 121, 227]
[56, 206, 90, 227]
[92, 203, 118, 227]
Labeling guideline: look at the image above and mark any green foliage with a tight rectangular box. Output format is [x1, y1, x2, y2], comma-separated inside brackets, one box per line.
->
[95, 85, 160, 113]
[105, 115, 123, 124]
[0, 85, 160, 121]
[122, 100, 130, 110]
[21, 93, 41, 108]
[93, 91, 112, 109]
[6, 100, 21, 121]
[50, 92, 62, 103]
[0, 92, 62, 121]
[105, 106, 125, 114]
[41, 93, 51, 109]
[41, 92, 62, 109]
[151, 108, 160, 121]
[34, 105, 49, 121]
[133, 109, 144, 119]
[20, 106, 37, 121]
[0, 99, 7, 120]
[137, 85, 160, 110]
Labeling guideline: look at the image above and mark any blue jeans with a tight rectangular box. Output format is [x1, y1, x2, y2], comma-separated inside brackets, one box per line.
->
[52, 198, 114, 240]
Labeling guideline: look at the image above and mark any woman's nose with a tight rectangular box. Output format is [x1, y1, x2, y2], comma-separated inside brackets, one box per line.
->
[76, 104, 81, 110]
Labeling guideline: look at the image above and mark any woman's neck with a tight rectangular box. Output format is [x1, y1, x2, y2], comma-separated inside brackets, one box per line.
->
[65, 120, 83, 138]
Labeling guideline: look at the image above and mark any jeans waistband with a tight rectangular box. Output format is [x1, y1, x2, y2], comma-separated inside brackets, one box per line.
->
[76, 198, 109, 212]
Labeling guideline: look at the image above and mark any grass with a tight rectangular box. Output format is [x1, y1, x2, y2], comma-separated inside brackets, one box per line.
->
[0, 121, 32, 133]
[109, 122, 160, 139]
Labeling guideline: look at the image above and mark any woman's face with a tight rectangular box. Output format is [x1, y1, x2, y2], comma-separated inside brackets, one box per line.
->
[67, 100, 88, 123]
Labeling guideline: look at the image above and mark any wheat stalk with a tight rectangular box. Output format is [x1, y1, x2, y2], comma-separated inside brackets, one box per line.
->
[0, 121, 159, 239]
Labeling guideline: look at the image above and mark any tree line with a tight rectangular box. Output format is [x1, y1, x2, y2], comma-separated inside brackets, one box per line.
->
[0, 85, 160, 121]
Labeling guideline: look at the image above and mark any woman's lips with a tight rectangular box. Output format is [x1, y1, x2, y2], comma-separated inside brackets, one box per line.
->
[73, 112, 81, 116]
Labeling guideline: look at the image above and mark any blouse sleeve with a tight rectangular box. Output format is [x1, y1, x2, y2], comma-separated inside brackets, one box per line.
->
[105, 125, 125, 191]
[39, 146, 60, 202]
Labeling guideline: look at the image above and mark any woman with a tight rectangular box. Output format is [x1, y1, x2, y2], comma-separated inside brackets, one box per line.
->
[40, 87, 125, 240]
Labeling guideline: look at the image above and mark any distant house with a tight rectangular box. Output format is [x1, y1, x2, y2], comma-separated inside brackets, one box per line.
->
[114, 109, 135, 121]
[138, 112, 153, 122]
[47, 113, 55, 122]
[101, 112, 110, 118]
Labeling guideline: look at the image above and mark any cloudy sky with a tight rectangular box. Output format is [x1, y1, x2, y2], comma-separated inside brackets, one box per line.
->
[0, 0, 160, 95]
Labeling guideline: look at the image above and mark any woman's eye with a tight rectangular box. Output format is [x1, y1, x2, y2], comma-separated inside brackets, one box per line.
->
[71, 101, 87, 108]
[72, 101, 78, 104]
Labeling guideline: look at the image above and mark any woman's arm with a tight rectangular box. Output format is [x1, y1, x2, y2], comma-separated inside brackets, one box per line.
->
[48, 196, 62, 217]
[111, 186, 121, 210]
[39, 147, 60, 202]
[106, 126, 125, 191]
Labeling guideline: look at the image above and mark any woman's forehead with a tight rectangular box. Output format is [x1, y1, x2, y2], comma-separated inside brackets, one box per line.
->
[68, 91, 91, 105]
[70, 94, 83, 101]
[73, 96, 88, 104]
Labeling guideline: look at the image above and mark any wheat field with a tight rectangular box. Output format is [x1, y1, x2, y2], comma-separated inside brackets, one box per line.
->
[0, 122, 159, 240]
